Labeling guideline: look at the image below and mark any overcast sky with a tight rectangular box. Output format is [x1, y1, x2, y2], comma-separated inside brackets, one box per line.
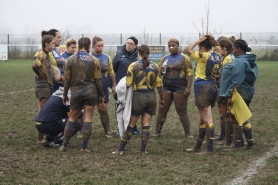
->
[0, 0, 277, 34]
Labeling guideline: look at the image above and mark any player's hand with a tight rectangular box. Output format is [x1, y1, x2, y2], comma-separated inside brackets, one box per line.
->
[159, 100, 164, 109]
[63, 95, 68, 106]
[60, 76, 64, 82]
[197, 35, 207, 44]
[183, 88, 191, 97]
[99, 97, 104, 107]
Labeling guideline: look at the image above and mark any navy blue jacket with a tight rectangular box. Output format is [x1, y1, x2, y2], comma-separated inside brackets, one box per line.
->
[112, 44, 138, 84]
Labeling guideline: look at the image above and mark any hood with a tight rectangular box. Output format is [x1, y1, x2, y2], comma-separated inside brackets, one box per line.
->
[237, 54, 257, 68]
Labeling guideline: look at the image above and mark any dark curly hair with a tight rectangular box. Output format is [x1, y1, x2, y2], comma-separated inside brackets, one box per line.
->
[199, 35, 217, 51]
[234, 39, 251, 52]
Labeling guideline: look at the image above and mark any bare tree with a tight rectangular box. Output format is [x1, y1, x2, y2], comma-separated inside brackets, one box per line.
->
[60, 28, 72, 44]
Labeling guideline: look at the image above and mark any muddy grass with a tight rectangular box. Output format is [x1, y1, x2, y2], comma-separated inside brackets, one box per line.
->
[0, 60, 278, 184]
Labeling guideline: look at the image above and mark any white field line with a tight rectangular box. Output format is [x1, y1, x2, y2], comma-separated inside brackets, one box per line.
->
[0, 88, 34, 96]
[226, 146, 278, 185]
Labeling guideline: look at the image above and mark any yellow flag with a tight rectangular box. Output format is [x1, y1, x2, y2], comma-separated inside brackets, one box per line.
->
[230, 89, 252, 126]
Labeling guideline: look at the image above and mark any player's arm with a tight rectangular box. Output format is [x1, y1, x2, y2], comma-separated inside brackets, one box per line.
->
[93, 57, 104, 98]
[107, 56, 116, 94]
[183, 55, 193, 97]
[184, 35, 208, 56]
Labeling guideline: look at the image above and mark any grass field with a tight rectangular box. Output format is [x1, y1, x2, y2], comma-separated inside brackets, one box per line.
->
[0, 60, 278, 185]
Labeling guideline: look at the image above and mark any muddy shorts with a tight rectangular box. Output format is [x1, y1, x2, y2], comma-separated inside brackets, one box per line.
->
[163, 78, 187, 95]
[132, 91, 157, 116]
[70, 84, 98, 110]
[35, 82, 52, 100]
[194, 82, 218, 107]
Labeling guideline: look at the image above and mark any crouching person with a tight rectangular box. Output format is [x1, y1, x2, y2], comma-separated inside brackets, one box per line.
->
[35, 87, 81, 148]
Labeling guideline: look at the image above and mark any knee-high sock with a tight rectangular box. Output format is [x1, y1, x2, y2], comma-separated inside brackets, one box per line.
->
[62, 120, 75, 148]
[233, 122, 243, 149]
[194, 125, 206, 150]
[219, 116, 225, 137]
[243, 122, 254, 147]
[156, 115, 166, 134]
[206, 123, 215, 152]
[225, 121, 233, 146]
[140, 126, 150, 152]
[100, 113, 110, 134]
[118, 126, 133, 151]
[81, 122, 92, 150]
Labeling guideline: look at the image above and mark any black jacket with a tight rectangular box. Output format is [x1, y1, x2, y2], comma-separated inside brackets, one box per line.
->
[112, 44, 138, 84]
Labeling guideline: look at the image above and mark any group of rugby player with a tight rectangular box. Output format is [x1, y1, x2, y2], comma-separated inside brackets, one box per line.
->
[32, 29, 258, 154]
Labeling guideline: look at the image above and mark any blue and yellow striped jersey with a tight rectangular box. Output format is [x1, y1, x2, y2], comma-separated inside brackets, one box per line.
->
[126, 60, 162, 91]
[91, 52, 114, 77]
[191, 51, 221, 83]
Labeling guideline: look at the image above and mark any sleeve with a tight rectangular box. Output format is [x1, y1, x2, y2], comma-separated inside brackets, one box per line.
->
[32, 51, 44, 77]
[126, 63, 134, 87]
[190, 51, 210, 63]
[48, 52, 58, 67]
[182, 54, 193, 77]
[93, 57, 102, 80]
[227, 61, 247, 97]
[107, 55, 114, 74]
[154, 64, 163, 87]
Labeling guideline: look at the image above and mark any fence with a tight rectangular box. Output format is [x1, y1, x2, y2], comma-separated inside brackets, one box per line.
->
[0, 32, 278, 60]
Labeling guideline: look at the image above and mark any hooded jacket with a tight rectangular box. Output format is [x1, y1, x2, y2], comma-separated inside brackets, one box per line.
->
[112, 44, 138, 84]
[219, 54, 258, 100]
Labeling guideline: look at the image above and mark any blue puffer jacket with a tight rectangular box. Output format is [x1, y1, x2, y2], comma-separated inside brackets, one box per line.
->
[219, 54, 258, 100]
[112, 44, 138, 84]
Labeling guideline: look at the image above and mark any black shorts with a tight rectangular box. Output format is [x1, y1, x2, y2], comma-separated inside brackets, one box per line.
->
[194, 82, 218, 107]
[163, 78, 187, 95]
[70, 83, 98, 110]
[132, 91, 157, 116]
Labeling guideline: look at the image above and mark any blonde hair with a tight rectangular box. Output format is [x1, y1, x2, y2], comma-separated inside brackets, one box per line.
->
[168, 38, 179, 46]
[65, 38, 76, 48]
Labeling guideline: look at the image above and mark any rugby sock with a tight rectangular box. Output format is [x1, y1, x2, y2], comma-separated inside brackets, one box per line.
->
[225, 121, 233, 146]
[194, 124, 206, 150]
[232, 122, 243, 149]
[81, 121, 92, 150]
[62, 120, 75, 148]
[220, 116, 225, 137]
[140, 126, 150, 152]
[100, 113, 110, 134]
[206, 123, 215, 152]
[243, 123, 254, 147]
[118, 126, 133, 151]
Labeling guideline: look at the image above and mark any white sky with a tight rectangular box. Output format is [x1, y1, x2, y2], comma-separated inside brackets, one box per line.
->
[0, 0, 277, 34]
